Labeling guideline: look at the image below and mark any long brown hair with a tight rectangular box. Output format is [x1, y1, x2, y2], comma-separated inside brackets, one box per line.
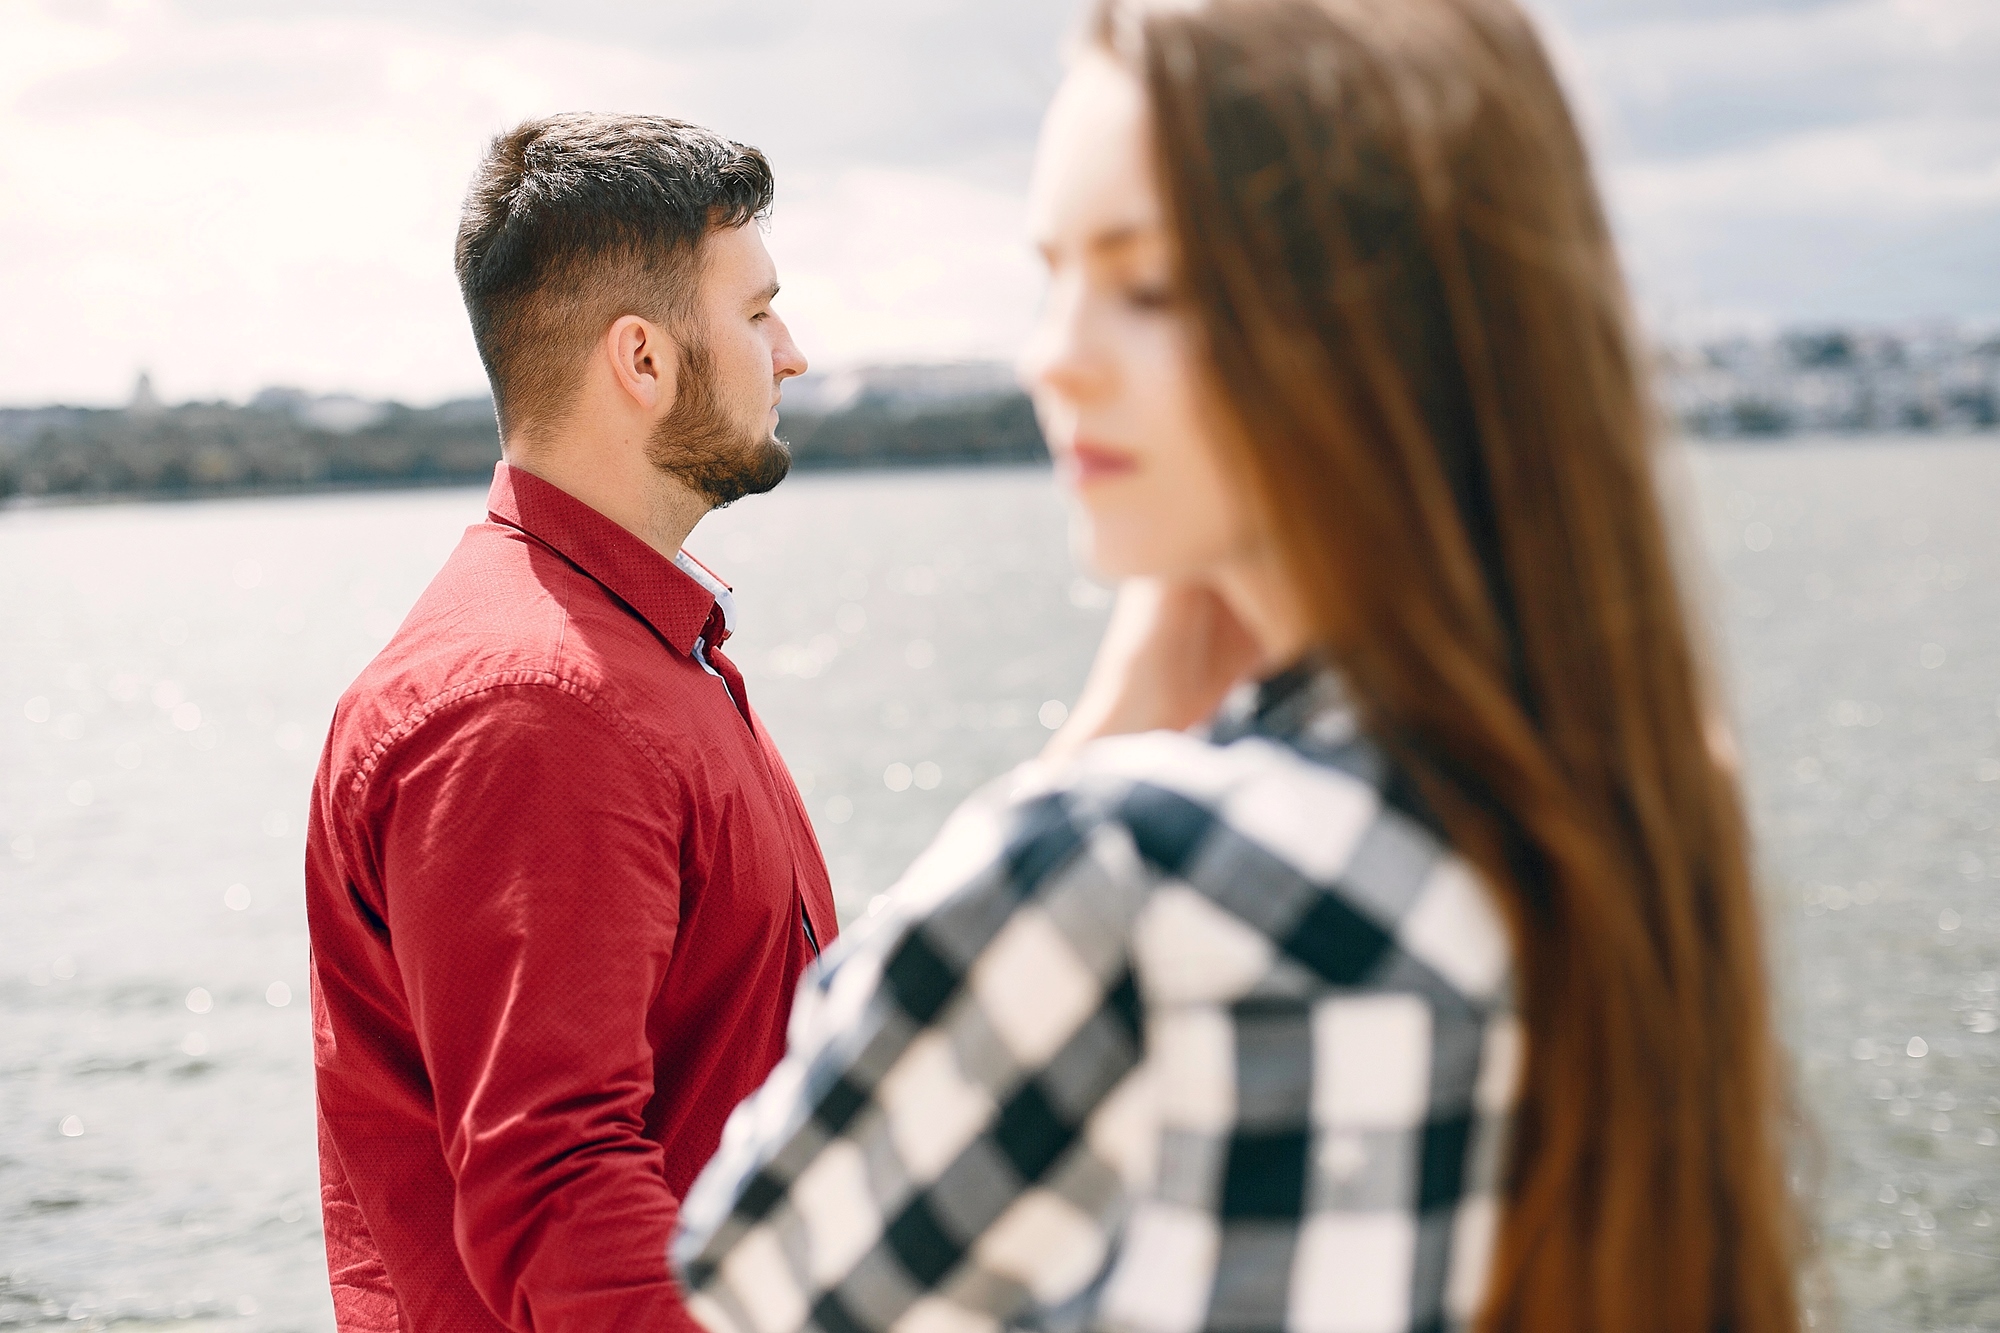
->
[1090, 1, 1798, 1328]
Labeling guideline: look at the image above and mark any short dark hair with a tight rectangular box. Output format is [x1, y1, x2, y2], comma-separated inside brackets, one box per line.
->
[455, 113, 775, 436]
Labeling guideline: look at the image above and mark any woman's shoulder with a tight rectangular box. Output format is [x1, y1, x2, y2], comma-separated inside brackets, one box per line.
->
[870, 707, 1511, 1012]
[1064, 725, 1510, 1007]
[1067, 722, 1393, 862]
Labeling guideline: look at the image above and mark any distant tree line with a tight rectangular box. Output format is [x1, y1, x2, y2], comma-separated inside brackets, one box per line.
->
[0, 392, 1049, 503]
[0, 400, 501, 501]
[777, 393, 1046, 470]
[9, 320, 1992, 505]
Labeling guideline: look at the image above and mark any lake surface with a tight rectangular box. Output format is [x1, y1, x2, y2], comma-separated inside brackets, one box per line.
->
[2, 439, 1996, 1331]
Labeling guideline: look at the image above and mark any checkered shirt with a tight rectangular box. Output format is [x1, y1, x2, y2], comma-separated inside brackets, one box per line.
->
[674, 666, 1521, 1333]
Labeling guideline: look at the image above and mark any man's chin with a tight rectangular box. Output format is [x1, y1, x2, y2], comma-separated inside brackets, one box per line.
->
[698, 435, 792, 508]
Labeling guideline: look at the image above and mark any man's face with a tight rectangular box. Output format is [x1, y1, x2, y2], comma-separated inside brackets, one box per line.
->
[647, 221, 808, 506]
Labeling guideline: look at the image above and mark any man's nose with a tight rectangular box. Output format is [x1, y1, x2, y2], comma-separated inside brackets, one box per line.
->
[772, 318, 808, 381]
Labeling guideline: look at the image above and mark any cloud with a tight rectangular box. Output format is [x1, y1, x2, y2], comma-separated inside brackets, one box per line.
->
[46, 0, 1071, 179]
[1, 0, 1994, 405]
[0, 1, 1062, 405]
[768, 168, 1041, 371]
[1538, 0, 2000, 327]
[1561, 0, 2000, 160]
[1616, 118, 2000, 221]
[1541, 0, 1850, 33]
[1608, 116, 2000, 326]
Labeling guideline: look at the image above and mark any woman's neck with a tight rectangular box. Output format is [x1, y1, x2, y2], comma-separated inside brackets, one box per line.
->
[1210, 547, 1317, 675]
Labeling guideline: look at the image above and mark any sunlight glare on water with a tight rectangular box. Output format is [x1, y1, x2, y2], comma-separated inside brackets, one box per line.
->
[2, 441, 1997, 1330]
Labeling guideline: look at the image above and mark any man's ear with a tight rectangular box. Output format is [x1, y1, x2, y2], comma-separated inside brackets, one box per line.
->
[604, 314, 679, 413]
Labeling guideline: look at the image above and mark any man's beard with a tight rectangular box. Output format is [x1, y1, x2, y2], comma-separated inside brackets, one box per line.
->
[646, 338, 792, 508]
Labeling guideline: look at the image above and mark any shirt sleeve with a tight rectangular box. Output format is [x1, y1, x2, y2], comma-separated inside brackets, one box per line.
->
[671, 777, 1157, 1333]
[372, 682, 701, 1333]
[677, 724, 1520, 1333]
[317, 1101, 401, 1333]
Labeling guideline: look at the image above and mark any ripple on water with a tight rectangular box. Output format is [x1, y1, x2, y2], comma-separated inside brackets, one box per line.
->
[2, 449, 1995, 1329]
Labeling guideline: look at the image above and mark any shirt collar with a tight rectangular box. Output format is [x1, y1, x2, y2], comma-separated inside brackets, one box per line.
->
[672, 549, 736, 640]
[1210, 658, 1360, 752]
[485, 461, 727, 658]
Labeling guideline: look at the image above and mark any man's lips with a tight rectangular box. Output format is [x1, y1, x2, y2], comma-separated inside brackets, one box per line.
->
[1067, 440, 1140, 484]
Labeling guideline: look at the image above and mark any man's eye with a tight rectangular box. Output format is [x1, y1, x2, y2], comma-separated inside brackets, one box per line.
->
[1124, 284, 1176, 311]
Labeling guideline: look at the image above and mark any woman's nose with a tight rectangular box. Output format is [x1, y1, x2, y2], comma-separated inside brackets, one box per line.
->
[1018, 278, 1106, 403]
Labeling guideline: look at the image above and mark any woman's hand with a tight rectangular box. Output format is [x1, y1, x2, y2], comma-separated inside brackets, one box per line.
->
[1041, 578, 1264, 766]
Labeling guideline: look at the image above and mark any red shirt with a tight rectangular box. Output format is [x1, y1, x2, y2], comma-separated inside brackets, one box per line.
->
[305, 462, 837, 1333]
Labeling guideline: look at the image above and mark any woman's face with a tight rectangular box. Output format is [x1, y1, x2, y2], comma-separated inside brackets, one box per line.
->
[1021, 53, 1260, 583]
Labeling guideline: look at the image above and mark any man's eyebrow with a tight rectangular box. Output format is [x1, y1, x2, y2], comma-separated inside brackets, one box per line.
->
[750, 281, 780, 306]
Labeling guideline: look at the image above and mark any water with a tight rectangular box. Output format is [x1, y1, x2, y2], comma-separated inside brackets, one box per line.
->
[2, 441, 1996, 1330]
[1682, 440, 2000, 1328]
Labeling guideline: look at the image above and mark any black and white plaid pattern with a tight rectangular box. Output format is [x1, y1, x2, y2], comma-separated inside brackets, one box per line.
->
[674, 667, 1521, 1333]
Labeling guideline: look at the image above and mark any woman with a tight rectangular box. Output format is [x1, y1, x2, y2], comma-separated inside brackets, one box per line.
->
[673, 0, 1799, 1329]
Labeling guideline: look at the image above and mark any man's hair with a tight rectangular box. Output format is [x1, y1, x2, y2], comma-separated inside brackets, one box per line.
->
[455, 113, 775, 437]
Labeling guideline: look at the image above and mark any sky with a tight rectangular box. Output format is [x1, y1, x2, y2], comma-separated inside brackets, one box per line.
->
[1, 0, 1995, 407]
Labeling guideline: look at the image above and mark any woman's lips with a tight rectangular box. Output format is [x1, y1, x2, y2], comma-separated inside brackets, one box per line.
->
[1067, 440, 1140, 484]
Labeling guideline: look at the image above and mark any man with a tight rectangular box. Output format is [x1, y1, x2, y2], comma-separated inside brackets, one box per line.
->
[305, 114, 836, 1332]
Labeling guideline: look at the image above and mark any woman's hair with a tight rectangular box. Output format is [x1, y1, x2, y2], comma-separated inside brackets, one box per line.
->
[1089, 1, 1798, 1328]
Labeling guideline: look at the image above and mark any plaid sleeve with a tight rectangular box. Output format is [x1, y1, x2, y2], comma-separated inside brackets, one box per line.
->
[1084, 735, 1520, 1333]
[672, 773, 1158, 1333]
[674, 725, 1520, 1333]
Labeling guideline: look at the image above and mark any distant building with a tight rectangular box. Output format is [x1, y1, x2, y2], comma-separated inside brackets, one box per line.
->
[249, 387, 392, 433]
[1659, 323, 1999, 437]
[5, 333, 1992, 505]
[129, 371, 161, 414]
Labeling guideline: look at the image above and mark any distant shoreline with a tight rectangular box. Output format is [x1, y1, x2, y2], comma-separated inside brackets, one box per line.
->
[0, 471, 491, 512]
[7, 332, 1995, 502]
[0, 387, 1049, 507]
[5, 430, 1995, 515]
[0, 449, 1056, 513]
[1679, 429, 1999, 449]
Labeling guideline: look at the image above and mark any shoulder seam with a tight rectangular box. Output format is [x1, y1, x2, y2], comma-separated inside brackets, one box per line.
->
[345, 670, 677, 798]
[551, 548, 573, 666]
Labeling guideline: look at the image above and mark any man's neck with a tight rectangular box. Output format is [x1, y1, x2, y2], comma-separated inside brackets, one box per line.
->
[502, 438, 709, 561]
